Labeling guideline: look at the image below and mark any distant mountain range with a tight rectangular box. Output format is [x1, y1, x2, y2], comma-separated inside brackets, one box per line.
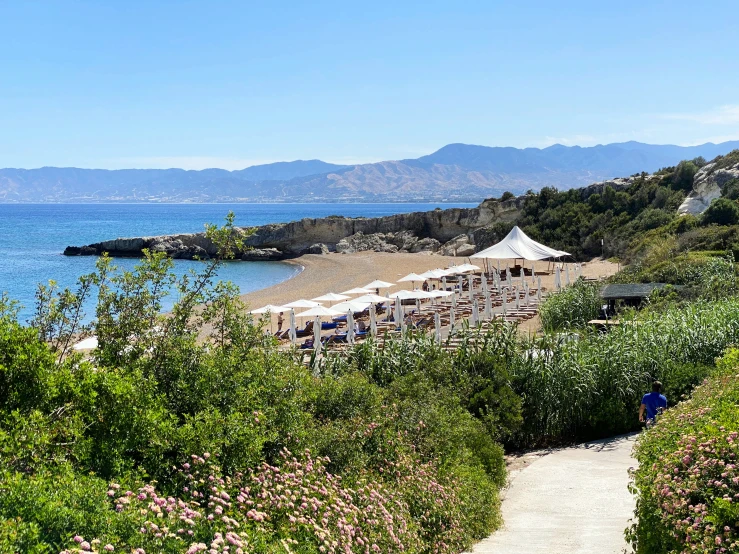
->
[2, 141, 738, 203]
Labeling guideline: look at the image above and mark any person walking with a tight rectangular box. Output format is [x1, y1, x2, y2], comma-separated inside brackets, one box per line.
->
[639, 381, 667, 428]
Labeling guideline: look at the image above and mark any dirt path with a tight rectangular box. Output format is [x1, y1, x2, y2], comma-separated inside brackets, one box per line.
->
[469, 434, 637, 554]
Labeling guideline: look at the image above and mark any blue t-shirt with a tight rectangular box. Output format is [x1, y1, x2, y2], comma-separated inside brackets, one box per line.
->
[642, 392, 667, 419]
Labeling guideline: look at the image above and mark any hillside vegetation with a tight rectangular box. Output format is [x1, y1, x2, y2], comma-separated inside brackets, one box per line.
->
[476, 151, 739, 262]
[2, 151, 739, 552]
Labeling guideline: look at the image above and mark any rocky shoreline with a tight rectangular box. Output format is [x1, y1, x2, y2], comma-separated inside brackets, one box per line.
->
[64, 197, 523, 261]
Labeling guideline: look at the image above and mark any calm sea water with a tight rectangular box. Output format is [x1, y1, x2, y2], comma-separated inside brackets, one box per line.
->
[0, 203, 476, 321]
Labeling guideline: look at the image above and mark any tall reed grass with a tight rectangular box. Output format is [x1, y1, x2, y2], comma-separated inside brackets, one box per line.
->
[513, 299, 739, 444]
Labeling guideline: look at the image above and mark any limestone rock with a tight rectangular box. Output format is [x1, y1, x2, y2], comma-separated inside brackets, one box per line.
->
[336, 232, 399, 254]
[409, 237, 441, 253]
[455, 243, 476, 257]
[241, 248, 284, 261]
[439, 234, 473, 256]
[678, 159, 739, 215]
[303, 243, 330, 255]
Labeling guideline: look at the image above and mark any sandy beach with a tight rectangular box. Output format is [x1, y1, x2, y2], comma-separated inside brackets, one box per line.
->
[240, 252, 620, 332]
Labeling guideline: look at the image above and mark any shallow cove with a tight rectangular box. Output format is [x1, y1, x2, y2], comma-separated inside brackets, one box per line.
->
[0, 202, 476, 321]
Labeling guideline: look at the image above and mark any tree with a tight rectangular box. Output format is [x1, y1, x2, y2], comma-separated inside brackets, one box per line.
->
[672, 161, 699, 191]
[702, 198, 739, 226]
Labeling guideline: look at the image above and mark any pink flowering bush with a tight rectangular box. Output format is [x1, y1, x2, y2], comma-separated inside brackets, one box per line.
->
[57, 449, 480, 554]
[628, 348, 739, 553]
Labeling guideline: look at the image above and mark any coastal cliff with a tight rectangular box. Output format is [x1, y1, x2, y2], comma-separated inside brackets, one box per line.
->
[63, 197, 523, 260]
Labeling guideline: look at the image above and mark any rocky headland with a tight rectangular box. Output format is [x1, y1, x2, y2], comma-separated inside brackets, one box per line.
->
[64, 197, 523, 261]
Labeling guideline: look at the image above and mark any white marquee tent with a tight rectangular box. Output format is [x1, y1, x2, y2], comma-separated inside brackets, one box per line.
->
[471, 226, 570, 261]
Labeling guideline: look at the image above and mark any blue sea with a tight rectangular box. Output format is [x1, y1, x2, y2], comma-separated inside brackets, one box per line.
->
[0, 203, 476, 321]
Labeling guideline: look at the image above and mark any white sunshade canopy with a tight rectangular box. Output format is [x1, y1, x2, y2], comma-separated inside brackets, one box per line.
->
[73, 336, 98, 350]
[341, 287, 375, 295]
[295, 306, 344, 318]
[364, 280, 395, 289]
[397, 273, 424, 283]
[332, 300, 372, 312]
[419, 269, 448, 280]
[389, 289, 434, 300]
[312, 292, 351, 302]
[282, 299, 322, 309]
[426, 290, 454, 298]
[352, 293, 392, 304]
[471, 226, 570, 261]
[249, 304, 286, 314]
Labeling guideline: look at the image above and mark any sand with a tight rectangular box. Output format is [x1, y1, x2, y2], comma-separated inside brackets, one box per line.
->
[240, 252, 620, 331]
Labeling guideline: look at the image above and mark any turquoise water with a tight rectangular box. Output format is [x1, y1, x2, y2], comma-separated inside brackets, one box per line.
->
[0, 203, 476, 321]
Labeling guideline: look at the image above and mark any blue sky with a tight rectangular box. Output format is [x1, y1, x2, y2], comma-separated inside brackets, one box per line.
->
[1, 0, 738, 169]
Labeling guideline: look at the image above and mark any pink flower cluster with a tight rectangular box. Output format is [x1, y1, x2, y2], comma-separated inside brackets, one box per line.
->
[634, 372, 739, 554]
[60, 448, 467, 554]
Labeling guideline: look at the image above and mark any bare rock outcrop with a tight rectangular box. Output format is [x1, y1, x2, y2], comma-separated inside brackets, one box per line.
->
[679, 157, 739, 215]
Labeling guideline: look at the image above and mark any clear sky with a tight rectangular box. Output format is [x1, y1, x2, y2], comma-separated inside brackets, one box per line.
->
[2, 0, 738, 170]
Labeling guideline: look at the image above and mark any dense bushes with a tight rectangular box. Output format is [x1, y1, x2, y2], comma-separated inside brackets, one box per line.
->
[473, 150, 739, 263]
[627, 349, 739, 554]
[0, 218, 508, 554]
[538, 280, 601, 332]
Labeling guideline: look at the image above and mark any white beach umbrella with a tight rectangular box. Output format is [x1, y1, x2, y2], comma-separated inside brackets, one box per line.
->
[313, 316, 322, 356]
[427, 290, 453, 298]
[502, 288, 508, 317]
[481, 275, 489, 295]
[449, 306, 456, 329]
[73, 336, 98, 351]
[384, 292, 392, 322]
[394, 298, 403, 327]
[484, 293, 492, 320]
[312, 292, 350, 304]
[419, 269, 447, 280]
[452, 291, 457, 309]
[565, 264, 571, 286]
[389, 289, 432, 300]
[289, 309, 297, 345]
[332, 300, 371, 313]
[295, 306, 344, 318]
[555, 267, 562, 290]
[341, 287, 374, 295]
[369, 304, 377, 336]
[467, 274, 474, 300]
[347, 310, 355, 345]
[537, 278, 542, 303]
[415, 298, 421, 313]
[397, 273, 424, 286]
[471, 299, 479, 326]
[364, 280, 395, 289]
[283, 299, 322, 309]
[249, 304, 285, 315]
[434, 312, 441, 344]
[352, 293, 392, 304]
[442, 276, 448, 290]
[524, 281, 530, 306]
[515, 286, 520, 310]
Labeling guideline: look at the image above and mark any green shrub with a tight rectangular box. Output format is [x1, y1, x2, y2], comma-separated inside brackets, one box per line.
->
[703, 198, 739, 226]
[539, 280, 601, 332]
[627, 349, 739, 553]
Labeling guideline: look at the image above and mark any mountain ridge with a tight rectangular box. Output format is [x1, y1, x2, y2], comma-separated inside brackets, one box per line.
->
[2, 141, 738, 203]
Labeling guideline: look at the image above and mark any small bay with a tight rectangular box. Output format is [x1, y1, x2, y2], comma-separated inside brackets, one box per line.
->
[0, 202, 476, 321]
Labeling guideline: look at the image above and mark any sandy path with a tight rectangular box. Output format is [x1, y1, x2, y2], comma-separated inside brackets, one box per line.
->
[469, 434, 637, 554]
